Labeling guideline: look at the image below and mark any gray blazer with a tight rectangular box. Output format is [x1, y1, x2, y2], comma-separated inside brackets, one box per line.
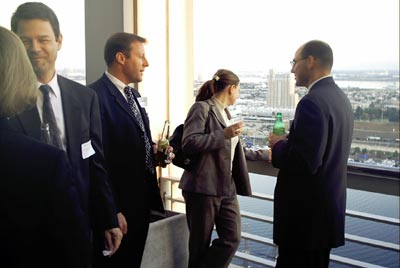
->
[179, 98, 252, 197]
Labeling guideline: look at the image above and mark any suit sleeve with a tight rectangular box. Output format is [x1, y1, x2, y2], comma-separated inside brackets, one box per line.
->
[272, 98, 327, 175]
[244, 147, 271, 161]
[48, 150, 91, 266]
[182, 102, 225, 154]
[88, 92, 119, 230]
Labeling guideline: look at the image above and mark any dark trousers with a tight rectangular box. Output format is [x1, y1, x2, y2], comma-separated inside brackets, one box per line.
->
[182, 191, 241, 268]
[275, 247, 331, 268]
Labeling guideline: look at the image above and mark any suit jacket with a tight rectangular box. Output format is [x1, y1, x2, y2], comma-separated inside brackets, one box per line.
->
[9, 75, 118, 232]
[179, 98, 252, 197]
[88, 74, 164, 219]
[271, 77, 354, 249]
[0, 118, 90, 267]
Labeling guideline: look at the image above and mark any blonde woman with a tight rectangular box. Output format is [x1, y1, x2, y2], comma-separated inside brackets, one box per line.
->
[0, 26, 89, 267]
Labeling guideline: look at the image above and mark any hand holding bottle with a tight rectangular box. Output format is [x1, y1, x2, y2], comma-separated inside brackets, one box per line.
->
[272, 112, 286, 136]
[269, 112, 287, 148]
[164, 145, 175, 164]
[156, 120, 175, 167]
[268, 132, 287, 149]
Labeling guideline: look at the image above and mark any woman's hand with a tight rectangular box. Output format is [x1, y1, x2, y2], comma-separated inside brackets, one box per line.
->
[224, 121, 244, 139]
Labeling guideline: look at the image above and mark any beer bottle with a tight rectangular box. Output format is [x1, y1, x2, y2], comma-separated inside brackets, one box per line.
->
[272, 112, 286, 136]
[157, 120, 170, 167]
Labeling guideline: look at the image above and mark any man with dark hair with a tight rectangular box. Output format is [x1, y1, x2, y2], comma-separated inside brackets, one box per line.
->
[268, 40, 354, 268]
[10, 2, 122, 265]
[88, 32, 171, 267]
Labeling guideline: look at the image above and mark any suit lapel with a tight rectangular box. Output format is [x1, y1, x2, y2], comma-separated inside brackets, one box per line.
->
[131, 88, 151, 130]
[101, 75, 145, 132]
[225, 108, 232, 120]
[58, 75, 81, 157]
[207, 99, 227, 127]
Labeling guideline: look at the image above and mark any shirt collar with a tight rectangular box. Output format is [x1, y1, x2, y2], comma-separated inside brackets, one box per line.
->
[212, 96, 228, 112]
[308, 75, 332, 90]
[105, 71, 130, 92]
[39, 71, 60, 98]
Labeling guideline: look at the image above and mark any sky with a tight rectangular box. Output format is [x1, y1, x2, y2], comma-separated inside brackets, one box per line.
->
[194, 0, 400, 76]
[1, 0, 398, 75]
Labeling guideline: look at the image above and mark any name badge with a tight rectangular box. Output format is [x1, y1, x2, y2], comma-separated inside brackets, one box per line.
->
[137, 97, 147, 108]
[81, 140, 95, 159]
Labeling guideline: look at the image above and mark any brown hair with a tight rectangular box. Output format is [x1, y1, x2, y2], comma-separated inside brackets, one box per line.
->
[196, 69, 239, 101]
[11, 2, 61, 39]
[104, 32, 147, 67]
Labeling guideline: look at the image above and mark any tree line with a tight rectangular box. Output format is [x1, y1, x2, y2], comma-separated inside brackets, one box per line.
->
[354, 106, 399, 122]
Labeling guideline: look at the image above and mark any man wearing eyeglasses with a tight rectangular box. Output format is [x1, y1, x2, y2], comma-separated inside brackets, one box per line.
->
[268, 40, 354, 268]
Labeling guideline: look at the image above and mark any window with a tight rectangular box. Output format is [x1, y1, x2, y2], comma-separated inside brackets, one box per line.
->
[0, 0, 86, 84]
[193, 0, 400, 168]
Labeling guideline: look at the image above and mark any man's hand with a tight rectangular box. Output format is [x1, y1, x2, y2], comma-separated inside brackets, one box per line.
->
[104, 227, 123, 257]
[117, 212, 128, 235]
[268, 132, 287, 149]
[165, 146, 175, 164]
[152, 144, 158, 154]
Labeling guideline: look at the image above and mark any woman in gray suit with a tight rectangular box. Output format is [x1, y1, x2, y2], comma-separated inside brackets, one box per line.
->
[179, 69, 252, 268]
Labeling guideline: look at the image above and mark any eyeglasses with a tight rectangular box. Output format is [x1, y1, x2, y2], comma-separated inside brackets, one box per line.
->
[290, 57, 308, 68]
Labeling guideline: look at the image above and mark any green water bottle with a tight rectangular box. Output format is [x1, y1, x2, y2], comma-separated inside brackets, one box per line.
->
[273, 112, 286, 136]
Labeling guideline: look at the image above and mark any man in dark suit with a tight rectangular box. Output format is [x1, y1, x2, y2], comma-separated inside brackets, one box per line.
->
[1, 122, 90, 268]
[0, 25, 88, 268]
[88, 32, 168, 267]
[10, 2, 122, 263]
[268, 40, 354, 268]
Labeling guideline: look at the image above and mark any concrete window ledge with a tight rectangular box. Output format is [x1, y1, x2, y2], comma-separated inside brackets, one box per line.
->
[141, 211, 189, 268]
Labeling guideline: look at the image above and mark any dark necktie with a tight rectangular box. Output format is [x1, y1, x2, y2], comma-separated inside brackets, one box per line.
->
[39, 84, 63, 149]
[124, 86, 154, 174]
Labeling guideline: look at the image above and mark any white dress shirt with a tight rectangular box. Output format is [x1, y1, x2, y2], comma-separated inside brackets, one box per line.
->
[213, 96, 239, 167]
[105, 71, 130, 100]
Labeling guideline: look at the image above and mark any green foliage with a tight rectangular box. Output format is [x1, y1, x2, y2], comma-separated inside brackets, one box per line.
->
[353, 106, 399, 122]
[387, 108, 399, 122]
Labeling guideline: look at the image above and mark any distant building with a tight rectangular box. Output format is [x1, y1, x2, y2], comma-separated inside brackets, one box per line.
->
[267, 69, 298, 109]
